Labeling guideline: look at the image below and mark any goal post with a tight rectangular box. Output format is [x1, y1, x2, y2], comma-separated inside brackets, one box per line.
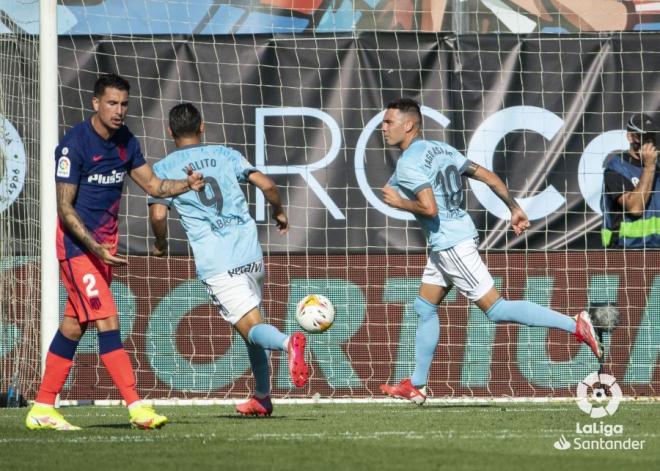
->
[39, 0, 59, 376]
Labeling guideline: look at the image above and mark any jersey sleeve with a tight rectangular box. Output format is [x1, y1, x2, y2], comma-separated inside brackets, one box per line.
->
[450, 148, 470, 174]
[54, 141, 83, 184]
[604, 169, 636, 201]
[232, 151, 258, 183]
[396, 158, 432, 194]
[148, 162, 173, 207]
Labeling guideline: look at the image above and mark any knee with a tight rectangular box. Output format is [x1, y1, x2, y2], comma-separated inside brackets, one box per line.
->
[414, 296, 438, 321]
[245, 322, 264, 344]
[59, 324, 84, 341]
[95, 315, 119, 332]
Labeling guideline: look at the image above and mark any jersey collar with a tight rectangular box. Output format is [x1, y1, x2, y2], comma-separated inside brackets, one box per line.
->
[177, 143, 204, 151]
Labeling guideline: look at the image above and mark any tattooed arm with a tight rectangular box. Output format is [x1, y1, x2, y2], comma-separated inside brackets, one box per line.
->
[130, 163, 205, 198]
[464, 161, 530, 236]
[56, 182, 127, 265]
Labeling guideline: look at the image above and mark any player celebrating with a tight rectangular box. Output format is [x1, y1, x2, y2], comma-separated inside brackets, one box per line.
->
[25, 74, 205, 431]
[378, 98, 602, 404]
[148, 103, 309, 417]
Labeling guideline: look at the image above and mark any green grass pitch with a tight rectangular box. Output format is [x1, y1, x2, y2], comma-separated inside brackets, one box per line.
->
[1, 402, 658, 470]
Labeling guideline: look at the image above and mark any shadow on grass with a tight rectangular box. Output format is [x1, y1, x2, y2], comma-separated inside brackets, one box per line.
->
[87, 415, 318, 427]
[422, 403, 505, 410]
[213, 414, 318, 421]
[93, 423, 133, 429]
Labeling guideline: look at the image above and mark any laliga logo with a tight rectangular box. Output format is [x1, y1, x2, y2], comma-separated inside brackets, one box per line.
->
[576, 372, 622, 418]
[552, 373, 645, 452]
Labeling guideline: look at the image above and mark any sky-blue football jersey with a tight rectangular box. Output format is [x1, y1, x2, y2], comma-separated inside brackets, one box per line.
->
[151, 144, 262, 279]
[388, 138, 477, 251]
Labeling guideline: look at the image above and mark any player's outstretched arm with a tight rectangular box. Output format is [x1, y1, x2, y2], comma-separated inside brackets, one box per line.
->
[149, 203, 169, 257]
[56, 182, 127, 265]
[248, 171, 288, 234]
[130, 163, 205, 198]
[464, 161, 530, 236]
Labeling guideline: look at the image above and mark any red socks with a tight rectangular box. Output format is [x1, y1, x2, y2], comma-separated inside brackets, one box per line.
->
[100, 348, 140, 406]
[35, 329, 140, 406]
[35, 330, 79, 405]
[98, 330, 140, 406]
[35, 352, 74, 405]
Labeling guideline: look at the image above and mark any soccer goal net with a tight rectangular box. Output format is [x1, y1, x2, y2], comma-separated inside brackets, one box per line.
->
[0, 3, 42, 405]
[1, 0, 659, 403]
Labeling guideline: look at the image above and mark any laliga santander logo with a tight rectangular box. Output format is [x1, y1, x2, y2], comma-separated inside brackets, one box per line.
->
[576, 372, 622, 418]
[553, 373, 623, 451]
[552, 373, 645, 452]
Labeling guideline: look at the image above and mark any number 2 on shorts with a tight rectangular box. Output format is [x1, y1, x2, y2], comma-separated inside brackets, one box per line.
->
[82, 273, 99, 297]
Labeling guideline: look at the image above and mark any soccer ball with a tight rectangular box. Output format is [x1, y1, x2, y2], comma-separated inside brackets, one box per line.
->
[295, 294, 335, 333]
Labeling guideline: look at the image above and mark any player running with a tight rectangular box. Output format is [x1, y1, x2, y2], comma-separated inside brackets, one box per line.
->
[148, 103, 309, 417]
[378, 98, 602, 404]
[26, 74, 205, 431]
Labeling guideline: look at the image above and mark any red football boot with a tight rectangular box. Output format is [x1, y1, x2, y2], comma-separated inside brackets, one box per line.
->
[236, 396, 273, 417]
[380, 378, 427, 404]
[575, 311, 603, 359]
[288, 332, 309, 387]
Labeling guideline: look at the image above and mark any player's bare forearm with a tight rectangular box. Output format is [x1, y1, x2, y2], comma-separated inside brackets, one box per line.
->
[466, 162, 521, 211]
[155, 178, 191, 198]
[130, 163, 205, 198]
[489, 179, 521, 211]
[56, 182, 101, 253]
[248, 171, 288, 233]
[466, 162, 529, 235]
[262, 184, 284, 213]
[249, 171, 283, 211]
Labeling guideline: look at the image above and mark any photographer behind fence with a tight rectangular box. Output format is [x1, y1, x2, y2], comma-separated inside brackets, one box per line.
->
[602, 113, 660, 248]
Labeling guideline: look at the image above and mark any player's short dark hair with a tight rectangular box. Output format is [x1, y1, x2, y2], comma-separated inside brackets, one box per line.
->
[93, 73, 130, 98]
[169, 103, 202, 138]
[387, 98, 422, 126]
[627, 113, 658, 136]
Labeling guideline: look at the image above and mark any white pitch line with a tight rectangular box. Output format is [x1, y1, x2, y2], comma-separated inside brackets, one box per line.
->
[56, 396, 660, 407]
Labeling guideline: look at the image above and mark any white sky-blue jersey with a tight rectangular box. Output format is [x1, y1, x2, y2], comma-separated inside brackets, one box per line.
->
[151, 144, 262, 279]
[388, 139, 478, 250]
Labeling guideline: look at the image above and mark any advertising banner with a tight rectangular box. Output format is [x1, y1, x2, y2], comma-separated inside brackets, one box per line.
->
[3, 253, 658, 399]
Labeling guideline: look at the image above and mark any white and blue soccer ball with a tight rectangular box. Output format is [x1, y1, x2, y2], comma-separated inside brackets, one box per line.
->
[295, 294, 335, 333]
